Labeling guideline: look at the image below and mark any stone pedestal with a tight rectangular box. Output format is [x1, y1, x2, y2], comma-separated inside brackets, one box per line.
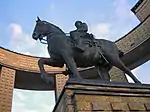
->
[53, 78, 150, 112]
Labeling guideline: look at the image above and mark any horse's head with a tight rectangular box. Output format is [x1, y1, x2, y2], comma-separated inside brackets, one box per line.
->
[32, 17, 50, 40]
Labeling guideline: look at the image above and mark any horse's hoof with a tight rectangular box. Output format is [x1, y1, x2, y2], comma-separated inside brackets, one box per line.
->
[45, 80, 53, 85]
[45, 78, 54, 85]
[62, 71, 69, 76]
[41, 73, 54, 85]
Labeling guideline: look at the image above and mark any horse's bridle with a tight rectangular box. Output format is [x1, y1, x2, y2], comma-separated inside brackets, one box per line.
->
[39, 37, 47, 44]
[38, 32, 53, 44]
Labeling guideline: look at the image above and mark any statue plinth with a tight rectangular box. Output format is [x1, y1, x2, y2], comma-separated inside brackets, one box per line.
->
[53, 79, 150, 112]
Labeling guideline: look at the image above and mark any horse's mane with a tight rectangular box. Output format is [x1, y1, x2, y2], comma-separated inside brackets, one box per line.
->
[42, 21, 65, 34]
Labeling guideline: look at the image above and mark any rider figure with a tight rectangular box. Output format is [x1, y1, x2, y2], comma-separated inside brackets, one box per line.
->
[70, 21, 95, 52]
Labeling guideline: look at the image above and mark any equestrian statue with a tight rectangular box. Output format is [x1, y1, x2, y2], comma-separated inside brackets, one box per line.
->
[32, 17, 141, 85]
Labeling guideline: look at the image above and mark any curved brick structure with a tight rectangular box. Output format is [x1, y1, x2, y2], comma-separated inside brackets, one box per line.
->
[0, 0, 150, 111]
[0, 47, 64, 73]
[131, 0, 150, 22]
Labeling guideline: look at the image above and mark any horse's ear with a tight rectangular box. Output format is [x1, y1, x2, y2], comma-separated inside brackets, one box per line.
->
[37, 16, 41, 21]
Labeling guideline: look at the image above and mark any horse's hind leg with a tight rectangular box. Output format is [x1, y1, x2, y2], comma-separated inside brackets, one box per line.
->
[97, 67, 110, 81]
[108, 56, 141, 83]
[96, 66, 105, 80]
[96, 64, 112, 81]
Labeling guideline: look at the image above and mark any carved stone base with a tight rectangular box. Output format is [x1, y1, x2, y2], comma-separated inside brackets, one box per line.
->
[53, 78, 150, 112]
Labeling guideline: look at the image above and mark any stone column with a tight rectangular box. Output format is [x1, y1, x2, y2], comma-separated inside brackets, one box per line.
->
[0, 67, 16, 112]
[110, 67, 128, 82]
[55, 74, 68, 100]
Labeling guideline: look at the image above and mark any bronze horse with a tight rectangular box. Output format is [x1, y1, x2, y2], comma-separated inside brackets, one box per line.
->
[32, 17, 141, 84]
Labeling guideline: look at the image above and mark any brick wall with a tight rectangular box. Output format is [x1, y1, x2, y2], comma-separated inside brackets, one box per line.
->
[0, 67, 16, 112]
[55, 74, 68, 99]
[0, 47, 64, 72]
[115, 15, 150, 52]
[132, 0, 150, 22]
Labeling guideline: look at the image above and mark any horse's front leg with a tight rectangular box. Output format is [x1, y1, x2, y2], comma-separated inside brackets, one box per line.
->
[61, 53, 82, 79]
[38, 58, 64, 84]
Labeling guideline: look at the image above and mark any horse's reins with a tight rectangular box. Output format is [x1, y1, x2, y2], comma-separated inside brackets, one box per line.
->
[39, 33, 70, 45]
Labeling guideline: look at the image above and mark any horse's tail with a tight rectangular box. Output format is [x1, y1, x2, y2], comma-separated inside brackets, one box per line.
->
[118, 50, 124, 57]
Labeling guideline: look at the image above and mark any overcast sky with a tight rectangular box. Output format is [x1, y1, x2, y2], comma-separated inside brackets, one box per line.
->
[0, 0, 149, 112]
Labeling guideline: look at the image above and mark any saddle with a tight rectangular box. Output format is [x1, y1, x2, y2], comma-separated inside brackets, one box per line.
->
[72, 36, 109, 64]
